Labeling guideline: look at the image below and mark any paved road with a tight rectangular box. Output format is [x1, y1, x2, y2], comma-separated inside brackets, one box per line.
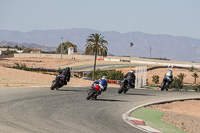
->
[0, 87, 199, 133]
[72, 64, 130, 72]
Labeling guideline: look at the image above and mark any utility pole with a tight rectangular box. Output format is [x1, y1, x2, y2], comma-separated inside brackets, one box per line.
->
[61, 37, 64, 59]
[149, 46, 152, 58]
[129, 42, 134, 71]
[194, 47, 197, 62]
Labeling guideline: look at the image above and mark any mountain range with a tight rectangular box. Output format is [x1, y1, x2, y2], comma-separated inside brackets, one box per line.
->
[0, 28, 200, 62]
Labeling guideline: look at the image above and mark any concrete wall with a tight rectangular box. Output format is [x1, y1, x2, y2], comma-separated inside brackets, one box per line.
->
[14, 53, 100, 60]
[14, 53, 200, 68]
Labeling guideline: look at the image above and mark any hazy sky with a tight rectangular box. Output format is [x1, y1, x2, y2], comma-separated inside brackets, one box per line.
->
[1, 0, 200, 39]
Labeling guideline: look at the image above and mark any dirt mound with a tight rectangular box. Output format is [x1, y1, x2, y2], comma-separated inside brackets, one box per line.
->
[148, 100, 200, 133]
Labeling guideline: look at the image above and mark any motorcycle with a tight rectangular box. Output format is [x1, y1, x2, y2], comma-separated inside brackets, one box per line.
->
[86, 84, 101, 100]
[50, 75, 65, 90]
[118, 78, 135, 94]
[161, 68, 173, 91]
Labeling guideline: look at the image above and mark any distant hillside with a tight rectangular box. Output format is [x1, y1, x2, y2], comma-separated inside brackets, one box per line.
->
[0, 41, 56, 52]
[0, 28, 200, 62]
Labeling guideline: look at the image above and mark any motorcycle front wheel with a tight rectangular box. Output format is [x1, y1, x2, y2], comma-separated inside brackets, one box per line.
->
[124, 88, 129, 94]
[161, 81, 166, 91]
[118, 85, 124, 94]
[86, 91, 95, 100]
[51, 80, 58, 90]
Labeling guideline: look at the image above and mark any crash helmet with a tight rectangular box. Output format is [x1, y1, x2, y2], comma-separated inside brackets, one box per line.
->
[58, 70, 62, 74]
[130, 70, 134, 73]
[102, 76, 107, 80]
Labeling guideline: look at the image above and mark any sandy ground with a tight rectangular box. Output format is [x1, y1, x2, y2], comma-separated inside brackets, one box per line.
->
[0, 66, 119, 88]
[1, 57, 200, 132]
[0, 57, 130, 69]
[2, 57, 199, 85]
[148, 100, 200, 133]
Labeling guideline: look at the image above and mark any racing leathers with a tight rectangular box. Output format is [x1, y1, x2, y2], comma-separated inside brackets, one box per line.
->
[59, 67, 71, 85]
[165, 70, 173, 87]
[92, 79, 108, 95]
[124, 71, 135, 88]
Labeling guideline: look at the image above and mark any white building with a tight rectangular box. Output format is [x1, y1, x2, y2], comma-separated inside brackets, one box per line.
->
[0, 48, 18, 55]
[68, 47, 74, 55]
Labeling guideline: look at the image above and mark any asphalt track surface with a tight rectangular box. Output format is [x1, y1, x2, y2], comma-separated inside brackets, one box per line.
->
[0, 87, 199, 133]
[72, 64, 129, 72]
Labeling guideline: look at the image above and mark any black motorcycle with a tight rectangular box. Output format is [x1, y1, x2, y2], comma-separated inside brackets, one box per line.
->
[161, 75, 173, 91]
[118, 78, 135, 94]
[50, 75, 65, 90]
[86, 85, 101, 100]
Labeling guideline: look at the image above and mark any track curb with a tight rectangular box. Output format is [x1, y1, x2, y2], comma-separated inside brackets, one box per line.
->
[122, 98, 200, 133]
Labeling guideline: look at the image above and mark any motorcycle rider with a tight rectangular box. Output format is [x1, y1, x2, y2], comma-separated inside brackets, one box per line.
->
[58, 67, 71, 85]
[124, 70, 135, 88]
[92, 76, 108, 94]
[165, 66, 173, 87]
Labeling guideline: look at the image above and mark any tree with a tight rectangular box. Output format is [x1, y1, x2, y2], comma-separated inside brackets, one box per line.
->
[192, 72, 199, 84]
[21, 45, 25, 50]
[14, 45, 19, 49]
[177, 73, 186, 84]
[85, 33, 108, 80]
[152, 75, 159, 84]
[56, 42, 77, 54]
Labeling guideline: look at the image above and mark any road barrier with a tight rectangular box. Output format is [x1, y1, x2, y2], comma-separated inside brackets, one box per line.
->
[135, 66, 147, 88]
[104, 58, 121, 62]
[106, 79, 121, 84]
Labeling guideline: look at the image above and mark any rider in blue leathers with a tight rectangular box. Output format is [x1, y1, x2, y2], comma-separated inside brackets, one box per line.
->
[91, 76, 108, 94]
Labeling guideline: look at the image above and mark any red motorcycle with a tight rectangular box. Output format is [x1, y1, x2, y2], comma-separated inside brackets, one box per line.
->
[86, 84, 101, 100]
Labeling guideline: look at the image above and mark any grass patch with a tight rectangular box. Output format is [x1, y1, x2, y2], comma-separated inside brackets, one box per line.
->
[72, 64, 89, 68]
[101, 65, 136, 70]
[131, 107, 186, 133]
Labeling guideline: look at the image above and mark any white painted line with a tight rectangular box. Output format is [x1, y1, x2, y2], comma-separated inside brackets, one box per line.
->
[122, 98, 200, 133]
[138, 126, 161, 133]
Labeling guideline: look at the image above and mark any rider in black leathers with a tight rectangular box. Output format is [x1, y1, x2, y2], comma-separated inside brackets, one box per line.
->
[124, 70, 136, 88]
[59, 67, 71, 85]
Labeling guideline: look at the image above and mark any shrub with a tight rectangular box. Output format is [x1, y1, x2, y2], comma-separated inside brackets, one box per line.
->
[13, 62, 29, 71]
[152, 75, 159, 84]
[171, 76, 182, 89]
[87, 69, 124, 80]
[188, 66, 194, 72]
[171, 73, 186, 89]
[107, 70, 124, 80]
[193, 84, 200, 91]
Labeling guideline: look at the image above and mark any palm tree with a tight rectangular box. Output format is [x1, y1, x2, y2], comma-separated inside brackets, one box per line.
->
[85, 33, 108, 80]
[177, 73, 186, 87]
[192, 72, 199, 84]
